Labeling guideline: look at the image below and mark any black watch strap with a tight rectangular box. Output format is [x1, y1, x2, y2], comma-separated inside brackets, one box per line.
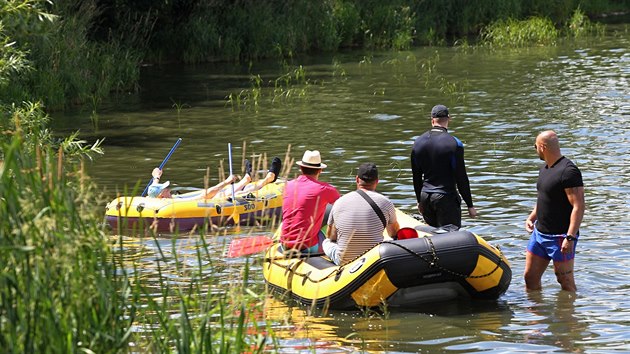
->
[566, 235, 577, 241]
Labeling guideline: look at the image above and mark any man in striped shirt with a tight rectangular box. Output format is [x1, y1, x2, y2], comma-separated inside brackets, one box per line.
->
[323, 163, 400, 265]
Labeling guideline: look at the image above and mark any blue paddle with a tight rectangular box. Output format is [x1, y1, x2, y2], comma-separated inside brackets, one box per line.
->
[228, 142, 240, 224]
[141, 138, 182, 197]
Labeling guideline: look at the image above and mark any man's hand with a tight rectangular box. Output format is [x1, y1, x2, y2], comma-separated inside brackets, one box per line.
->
[561, 238, 574, 254]
[468, 206, 477, 218]
[525, 219, 535, 233]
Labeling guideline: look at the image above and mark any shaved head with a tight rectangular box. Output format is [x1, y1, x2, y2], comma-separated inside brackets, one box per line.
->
[537, 130, 559, 149]
[535, 130, 562, 162]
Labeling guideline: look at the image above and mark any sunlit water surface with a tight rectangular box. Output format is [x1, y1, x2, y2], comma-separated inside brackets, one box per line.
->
[56, 26, 629, 353]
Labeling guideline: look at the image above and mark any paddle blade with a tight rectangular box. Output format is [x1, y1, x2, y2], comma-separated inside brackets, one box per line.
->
[396, 227, 418, 240]
[226, 236, 273, 258]
[231, 208, 240, 225]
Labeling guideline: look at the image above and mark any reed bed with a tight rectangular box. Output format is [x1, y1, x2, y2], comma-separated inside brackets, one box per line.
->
[479, 8, 607, 48]
[226, 66, 315, 112]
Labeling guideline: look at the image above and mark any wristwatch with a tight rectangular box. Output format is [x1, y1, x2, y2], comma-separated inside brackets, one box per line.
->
[565, 235, 578, 242]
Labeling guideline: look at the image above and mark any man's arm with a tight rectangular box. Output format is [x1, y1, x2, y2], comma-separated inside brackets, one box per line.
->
[561, 186, 585, 254]
[565, 186, 585, 236]
[454, 145, 474, 208]
[326, 223, 338, 242]
[410, 150, 423, 204]
[525, 204, 537, 233]
[386, 220, 400, 238]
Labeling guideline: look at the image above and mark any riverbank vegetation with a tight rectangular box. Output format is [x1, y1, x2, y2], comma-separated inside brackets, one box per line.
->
[480, 8, 606, 48]
[98, 0, 627, 63]
[2, 0, 626, 110]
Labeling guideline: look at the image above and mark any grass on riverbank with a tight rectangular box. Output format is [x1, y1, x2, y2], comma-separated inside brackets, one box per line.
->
[479, 8, 606, 48]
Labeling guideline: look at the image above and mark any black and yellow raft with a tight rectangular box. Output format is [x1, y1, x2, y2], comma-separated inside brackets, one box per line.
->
[262, 210, 511, 310]
[105, 181, 284, 232]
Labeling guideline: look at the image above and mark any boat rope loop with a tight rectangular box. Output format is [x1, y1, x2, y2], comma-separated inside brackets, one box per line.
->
[265, 238, 505, 284]
[380, 239, 504, 280]
[267, 258, 343, 284]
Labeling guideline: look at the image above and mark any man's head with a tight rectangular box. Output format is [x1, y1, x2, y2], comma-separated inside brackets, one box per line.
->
[356, 162, 378, 189]
[430, 104, 450, 125]
[296, 150, 327, 176]
[535, 130, 561, 161]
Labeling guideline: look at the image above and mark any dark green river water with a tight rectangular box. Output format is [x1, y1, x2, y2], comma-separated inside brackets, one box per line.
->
[55, 25, 629, 353]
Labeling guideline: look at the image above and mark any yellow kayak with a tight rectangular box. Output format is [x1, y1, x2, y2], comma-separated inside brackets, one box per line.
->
[105, 180, 285, 232]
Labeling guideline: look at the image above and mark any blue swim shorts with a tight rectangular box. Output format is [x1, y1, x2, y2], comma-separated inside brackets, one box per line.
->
[527, 227, 577, 262]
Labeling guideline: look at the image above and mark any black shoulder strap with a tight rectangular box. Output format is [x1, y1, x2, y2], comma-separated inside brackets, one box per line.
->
[356, 189, 387, 229]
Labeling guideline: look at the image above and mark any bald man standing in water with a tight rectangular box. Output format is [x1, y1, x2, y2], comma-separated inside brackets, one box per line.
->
[524, 130, 585, 292]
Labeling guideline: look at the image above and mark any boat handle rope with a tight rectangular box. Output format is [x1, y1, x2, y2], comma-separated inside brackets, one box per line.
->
[265, 238, 505, 283]
[267, 258, 344, 284]
[380, 238, 505, 280]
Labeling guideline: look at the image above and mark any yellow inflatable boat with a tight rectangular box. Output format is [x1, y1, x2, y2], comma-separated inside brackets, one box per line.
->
[105, 181, 284, 232]
[262, 210, 511, 310]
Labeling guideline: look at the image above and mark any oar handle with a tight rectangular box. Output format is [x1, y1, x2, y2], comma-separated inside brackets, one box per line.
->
[142, 138, 182, 196]
[228, 143, 236, 200]
[158, 138, 182, 170]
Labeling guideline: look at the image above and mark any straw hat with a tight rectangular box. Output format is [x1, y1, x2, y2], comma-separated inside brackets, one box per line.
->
[296, 150, 327, 169]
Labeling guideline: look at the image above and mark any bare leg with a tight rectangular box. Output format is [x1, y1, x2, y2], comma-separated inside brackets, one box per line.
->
[240, 156, 281, 193]
[524, 251, 550, 291]
[233, 174, 252, 192]
[214, 157, 280, 197]
[553, 259, 576, 292]
[241, 171, 275, 193]
[202, 175, 237, 199]
[213, 174, 251, 197]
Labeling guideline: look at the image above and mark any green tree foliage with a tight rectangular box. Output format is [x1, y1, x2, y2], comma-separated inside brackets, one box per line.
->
[88, 0, 630, 63]
[0, 0, 140, 110]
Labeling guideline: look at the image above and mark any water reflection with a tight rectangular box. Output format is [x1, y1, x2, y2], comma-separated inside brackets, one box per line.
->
[263, 296, 515, 353]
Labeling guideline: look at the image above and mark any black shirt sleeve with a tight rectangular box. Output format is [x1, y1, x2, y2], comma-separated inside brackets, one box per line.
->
[411, 147, 423, 204]
[454, 142, 474, 208]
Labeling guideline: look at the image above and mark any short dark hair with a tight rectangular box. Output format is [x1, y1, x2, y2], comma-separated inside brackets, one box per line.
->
[300, 166, 320, 176]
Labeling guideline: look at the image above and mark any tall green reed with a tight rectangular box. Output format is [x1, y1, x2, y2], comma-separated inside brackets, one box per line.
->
[227, 66, 314, 111]
[480, 17, 559, 48]
[566, 7, 606, 38]
[0, 108, 129, 353]
[130, 236, 270, 353]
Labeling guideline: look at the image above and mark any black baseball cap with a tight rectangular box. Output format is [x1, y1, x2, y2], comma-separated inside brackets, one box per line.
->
[357, 162, 378, 182]
[431, 104, 449, 118]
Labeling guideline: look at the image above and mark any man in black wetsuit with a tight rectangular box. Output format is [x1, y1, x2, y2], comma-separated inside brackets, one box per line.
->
[410, 104, 477, 228]
[524, 130, 585, 292]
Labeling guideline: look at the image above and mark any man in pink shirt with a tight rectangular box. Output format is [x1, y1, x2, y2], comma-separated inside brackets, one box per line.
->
[281, 150, 340, 254]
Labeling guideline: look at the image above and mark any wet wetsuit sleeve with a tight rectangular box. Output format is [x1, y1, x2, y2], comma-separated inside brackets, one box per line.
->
[454, 143, 474, 208]
[411, 149, 423, 204]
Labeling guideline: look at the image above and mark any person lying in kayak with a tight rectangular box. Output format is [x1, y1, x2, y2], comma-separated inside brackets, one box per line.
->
[147, 157, 282, 199]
